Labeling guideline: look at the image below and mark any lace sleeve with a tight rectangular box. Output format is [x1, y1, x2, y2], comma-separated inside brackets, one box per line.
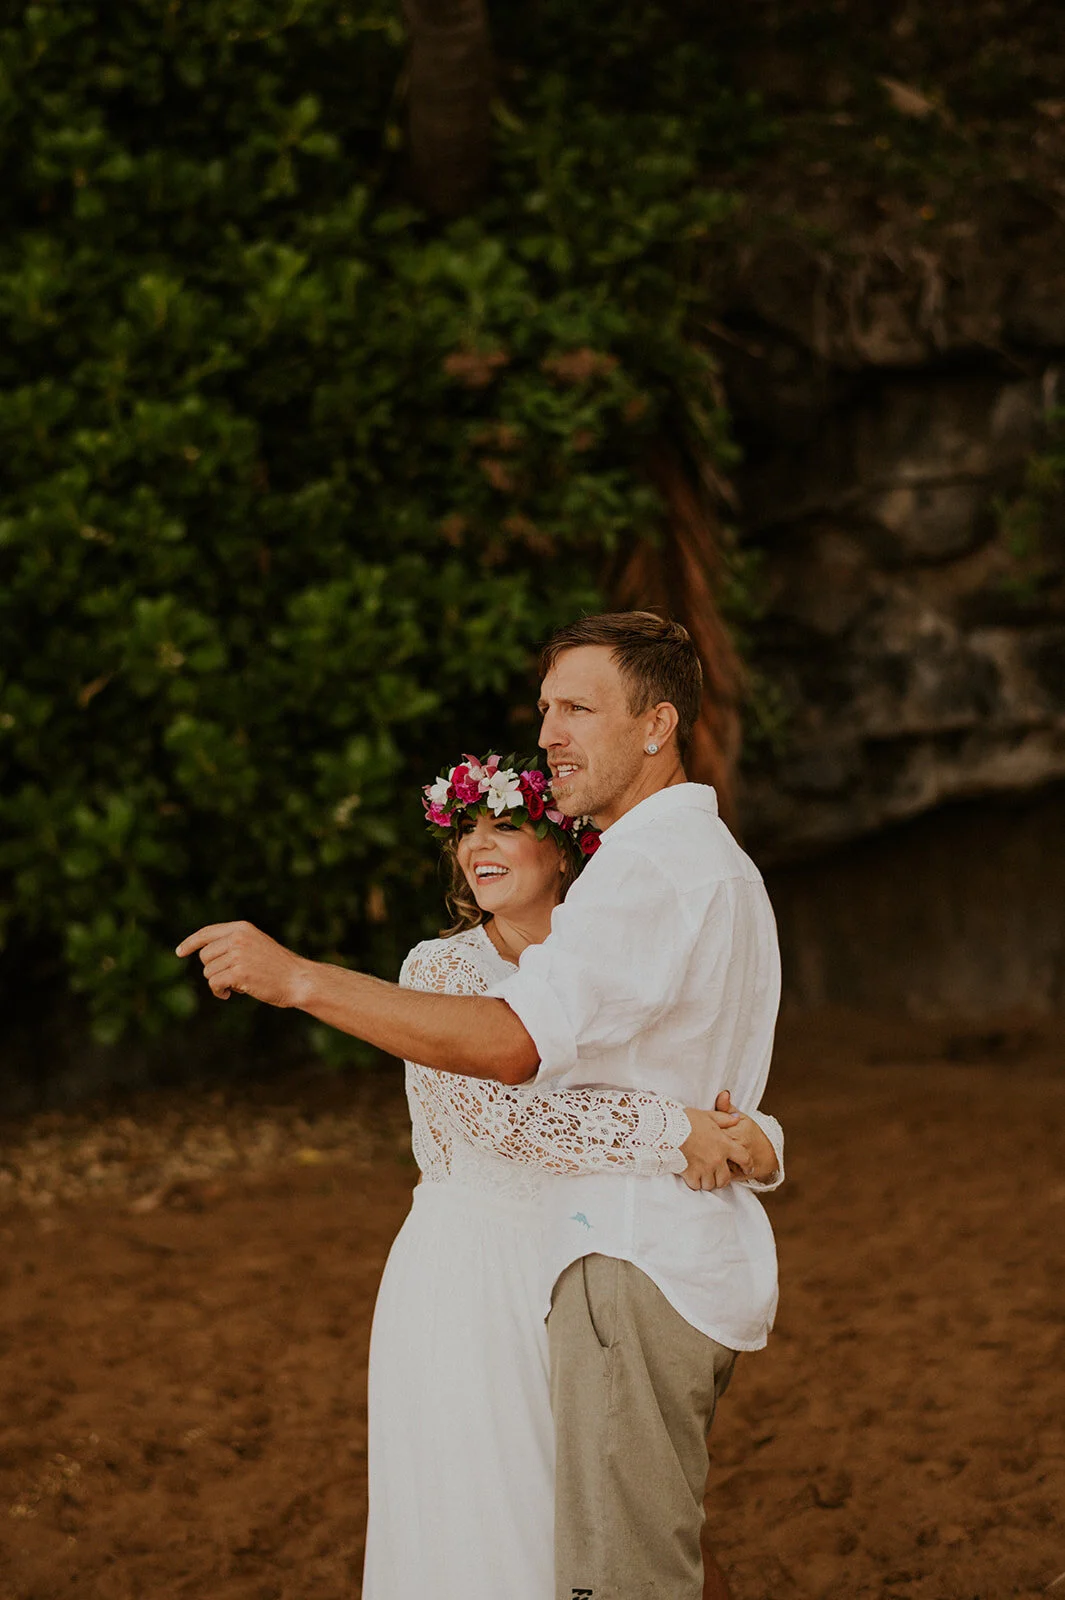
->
[400, 941, 488, 1001]
[400, 939, 689, 1176]
[442, 1081, 691, 1177]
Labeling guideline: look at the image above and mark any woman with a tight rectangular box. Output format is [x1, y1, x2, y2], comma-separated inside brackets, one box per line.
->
[361, 754, 773, 1600]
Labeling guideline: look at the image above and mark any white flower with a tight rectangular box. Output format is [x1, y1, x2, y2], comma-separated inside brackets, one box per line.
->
[428, 777, 452, 805]
[484, 769, 523, 815]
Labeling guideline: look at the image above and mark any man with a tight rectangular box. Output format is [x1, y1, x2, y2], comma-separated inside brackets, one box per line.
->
[178, 611, 783, 1599]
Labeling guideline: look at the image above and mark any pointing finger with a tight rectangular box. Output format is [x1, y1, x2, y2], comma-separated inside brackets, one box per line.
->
[176, 924, 239, 959]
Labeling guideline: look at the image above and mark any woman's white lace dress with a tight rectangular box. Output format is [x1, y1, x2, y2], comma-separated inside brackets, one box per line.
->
[361, 925, 691, 1600]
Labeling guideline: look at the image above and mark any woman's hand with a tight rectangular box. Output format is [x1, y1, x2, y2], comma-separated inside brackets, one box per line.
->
[678, 1092, 780, 1190]
[678, 1105, 753, 1191]
[714, 1090, 779, 1184]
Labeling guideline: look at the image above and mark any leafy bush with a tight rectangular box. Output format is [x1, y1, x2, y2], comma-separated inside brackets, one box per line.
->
[0, 0, 755, 1049]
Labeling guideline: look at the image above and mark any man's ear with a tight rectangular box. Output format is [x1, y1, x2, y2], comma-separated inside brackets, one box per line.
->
[646, 700, 680, 751]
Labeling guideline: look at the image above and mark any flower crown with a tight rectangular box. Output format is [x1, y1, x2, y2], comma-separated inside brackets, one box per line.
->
[422, 753, 600, 857]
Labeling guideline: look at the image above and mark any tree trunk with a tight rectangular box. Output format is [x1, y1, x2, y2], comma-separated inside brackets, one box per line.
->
[402, 0, 493, 217]
[611, 449, 744, 831]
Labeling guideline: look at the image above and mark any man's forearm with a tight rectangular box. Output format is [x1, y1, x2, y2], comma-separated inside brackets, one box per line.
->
[175, 919, 540, 1084]
[293, 960, 539, 1084]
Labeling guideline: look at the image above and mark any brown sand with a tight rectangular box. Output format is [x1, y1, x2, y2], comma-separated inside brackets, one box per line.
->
[1, 1015, 1062, 1600]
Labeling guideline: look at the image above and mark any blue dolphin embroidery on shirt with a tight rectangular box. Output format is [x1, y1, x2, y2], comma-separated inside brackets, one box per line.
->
[570, 1212, 592, 1230]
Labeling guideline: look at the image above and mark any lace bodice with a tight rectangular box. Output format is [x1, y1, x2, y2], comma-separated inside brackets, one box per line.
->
[400, 926, 690, 1202]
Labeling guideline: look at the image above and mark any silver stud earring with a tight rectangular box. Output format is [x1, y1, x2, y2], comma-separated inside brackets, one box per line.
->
[646, 742, 659, 755]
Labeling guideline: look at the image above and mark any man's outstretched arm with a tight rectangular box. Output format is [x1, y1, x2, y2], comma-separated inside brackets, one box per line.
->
[175, 920, 759, 1182]
[175, 920, 539, 1084]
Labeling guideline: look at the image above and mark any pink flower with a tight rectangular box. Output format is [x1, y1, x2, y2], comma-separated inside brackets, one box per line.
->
[427, 803, 453, 828]
[521, 768, 548, 794]
[449, 764, 483, 805]
[545, 806, 567, 827]
[522, 783, 545, 821]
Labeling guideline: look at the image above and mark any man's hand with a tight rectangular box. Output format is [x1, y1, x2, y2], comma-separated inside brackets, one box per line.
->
[678, 1105, 753, 1191]
[714, 1090, 779, 1185]
[175, 921, 311, 1007]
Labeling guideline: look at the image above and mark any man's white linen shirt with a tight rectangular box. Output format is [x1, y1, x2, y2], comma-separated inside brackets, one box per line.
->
[489, 783, 784, 1352]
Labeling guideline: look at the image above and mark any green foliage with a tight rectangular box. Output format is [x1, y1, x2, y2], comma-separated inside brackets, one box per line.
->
[0, 0, 755, 1048]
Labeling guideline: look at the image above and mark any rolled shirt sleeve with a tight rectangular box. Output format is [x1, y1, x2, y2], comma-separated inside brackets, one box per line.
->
[742, 1108, 785, 1192]
[489, 844, 697, 1086]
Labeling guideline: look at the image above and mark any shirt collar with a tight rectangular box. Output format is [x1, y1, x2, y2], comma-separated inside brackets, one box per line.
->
[598, 782, 718, 846]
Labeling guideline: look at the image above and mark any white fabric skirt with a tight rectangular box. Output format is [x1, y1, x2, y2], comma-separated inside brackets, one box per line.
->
[362, 1180, 554, 1600]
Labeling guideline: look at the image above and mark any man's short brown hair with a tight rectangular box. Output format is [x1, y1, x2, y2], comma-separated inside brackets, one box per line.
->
[539, 611, 703, 756]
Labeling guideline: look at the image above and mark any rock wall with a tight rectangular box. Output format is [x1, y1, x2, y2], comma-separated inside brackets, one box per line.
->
[762, 783, 1065, 1019]
[717, 229, 1065, 861]
[737, 362, 1064, 859]
[718, 248, 1065, 1014]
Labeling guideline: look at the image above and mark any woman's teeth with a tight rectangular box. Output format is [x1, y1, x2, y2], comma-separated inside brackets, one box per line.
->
[475, 866, 508, 879]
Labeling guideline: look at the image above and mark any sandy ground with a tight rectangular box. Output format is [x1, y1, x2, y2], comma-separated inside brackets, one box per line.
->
[1, 1014, 1062, 1600]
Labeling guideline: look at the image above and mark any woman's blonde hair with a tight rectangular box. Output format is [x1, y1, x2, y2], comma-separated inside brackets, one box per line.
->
[439, 829, 581, 937]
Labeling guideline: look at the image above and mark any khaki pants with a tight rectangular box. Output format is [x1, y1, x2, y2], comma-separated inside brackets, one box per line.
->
[548, 1254, 737, 1600]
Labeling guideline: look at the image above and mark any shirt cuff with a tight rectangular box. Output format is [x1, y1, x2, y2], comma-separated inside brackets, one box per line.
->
[743, 1109, 785, 1192]
[655, 1100, 693, 1177]
[488, 968, 579, 1083]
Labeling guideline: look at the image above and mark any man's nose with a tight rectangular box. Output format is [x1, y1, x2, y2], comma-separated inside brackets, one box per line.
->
[538, 708, 565, 750]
